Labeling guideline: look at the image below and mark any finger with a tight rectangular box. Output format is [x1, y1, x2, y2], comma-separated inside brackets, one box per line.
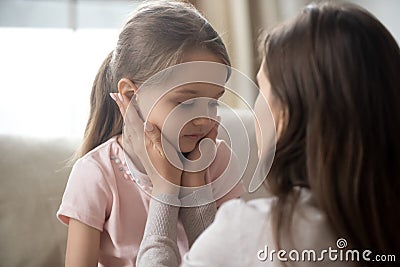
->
[130, 96, 145, 122]
[207, 128, 218, 143]
[125, 97, 145, 127]
[111, 93, 146, 143]
[205, 116, 220, 142]
[110, 93, 143, 125]
[144, 122, 164, 157]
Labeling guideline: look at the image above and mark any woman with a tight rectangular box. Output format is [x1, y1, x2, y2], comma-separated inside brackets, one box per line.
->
[116, 2, 400, 266]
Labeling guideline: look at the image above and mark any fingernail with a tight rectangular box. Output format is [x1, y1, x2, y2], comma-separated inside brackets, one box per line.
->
[109, 93, 117, 101]
[144, 121, 154, 132]
[118, 93, 124, 102]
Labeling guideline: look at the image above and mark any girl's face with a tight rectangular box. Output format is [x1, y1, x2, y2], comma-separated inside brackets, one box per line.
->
[145, 49, 226, 153]
[254, 62, 281, 157]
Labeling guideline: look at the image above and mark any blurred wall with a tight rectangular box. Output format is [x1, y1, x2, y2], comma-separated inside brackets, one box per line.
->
[191, 0, 400, 106]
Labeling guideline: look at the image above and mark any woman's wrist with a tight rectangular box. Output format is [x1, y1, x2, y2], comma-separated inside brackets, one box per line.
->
[181, 171, 206, 187]
[150, 174, 182, 196]
[152, 184, 180, 197]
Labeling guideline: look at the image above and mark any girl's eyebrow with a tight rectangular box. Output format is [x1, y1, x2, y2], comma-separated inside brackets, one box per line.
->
[174, 88, 225, 97]
[174, 89, 197, 95]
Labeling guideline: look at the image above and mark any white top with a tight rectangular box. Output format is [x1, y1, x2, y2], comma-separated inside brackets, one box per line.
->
[137, 188, 350, 267]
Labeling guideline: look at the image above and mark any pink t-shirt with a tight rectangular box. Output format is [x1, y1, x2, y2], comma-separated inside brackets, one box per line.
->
[57, 135, 244, 267]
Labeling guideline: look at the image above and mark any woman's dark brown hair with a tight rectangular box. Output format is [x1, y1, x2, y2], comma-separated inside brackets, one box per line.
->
[264, 2, 400, 265]
[73, 0, 230, 161]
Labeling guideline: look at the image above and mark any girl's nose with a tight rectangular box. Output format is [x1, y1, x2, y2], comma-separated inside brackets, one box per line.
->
[192, 117, 211, 126]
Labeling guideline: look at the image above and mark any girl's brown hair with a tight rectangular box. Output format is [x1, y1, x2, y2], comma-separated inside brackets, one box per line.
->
[264, 2, 400, 265]
[74, 0, 230, 161]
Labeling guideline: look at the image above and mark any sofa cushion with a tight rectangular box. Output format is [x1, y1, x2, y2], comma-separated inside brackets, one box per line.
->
[0, 135, 78, 267]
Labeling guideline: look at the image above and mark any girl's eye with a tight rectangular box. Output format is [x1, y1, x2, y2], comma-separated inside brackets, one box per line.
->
[177, 99, 220, 108]
[179, 99, 195, 107]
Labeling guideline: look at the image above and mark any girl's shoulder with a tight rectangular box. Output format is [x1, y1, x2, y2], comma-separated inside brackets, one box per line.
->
[80, 135, 120, 160]
[73, 135, 122, 177]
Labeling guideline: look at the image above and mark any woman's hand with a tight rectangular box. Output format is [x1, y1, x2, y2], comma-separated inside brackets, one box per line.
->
[181, 117, 220, 187]
[111, 93, 182, 195]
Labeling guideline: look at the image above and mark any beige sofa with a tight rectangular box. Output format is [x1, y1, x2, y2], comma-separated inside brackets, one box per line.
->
[0, 110, 265, 267]
[0, 136, 78, 266]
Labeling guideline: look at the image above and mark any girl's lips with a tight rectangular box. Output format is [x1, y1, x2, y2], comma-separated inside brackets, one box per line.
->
[184, 134, 203, 140]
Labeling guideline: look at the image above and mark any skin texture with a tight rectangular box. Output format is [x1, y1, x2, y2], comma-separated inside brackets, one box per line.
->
[65, 219, 100, 267]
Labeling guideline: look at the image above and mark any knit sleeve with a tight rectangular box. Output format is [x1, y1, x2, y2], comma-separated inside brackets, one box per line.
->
[136, 194, 181, 267]
[179, 187, 217, 247]
[136, 190, 218, 266]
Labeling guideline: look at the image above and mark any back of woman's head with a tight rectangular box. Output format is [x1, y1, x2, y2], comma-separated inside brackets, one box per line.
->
[264, 1, 400, 262]
[76, 0, 230, 160]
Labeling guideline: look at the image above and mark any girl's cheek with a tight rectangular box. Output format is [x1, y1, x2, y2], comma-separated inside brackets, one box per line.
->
[147, 101, 172, 123]
[210, 107, 218, 119]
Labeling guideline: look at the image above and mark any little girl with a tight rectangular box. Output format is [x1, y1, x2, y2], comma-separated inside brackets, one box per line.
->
[56, 1, 243, 266]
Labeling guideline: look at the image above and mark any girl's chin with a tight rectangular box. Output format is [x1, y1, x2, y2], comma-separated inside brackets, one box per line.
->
[179, 146, 196, 154]
[178, 143, 196, 154]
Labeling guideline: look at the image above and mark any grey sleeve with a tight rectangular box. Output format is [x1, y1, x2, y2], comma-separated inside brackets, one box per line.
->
[179, 186, 217, 247]
[136, 195, 181, 267]
[136, 189, 218, 267]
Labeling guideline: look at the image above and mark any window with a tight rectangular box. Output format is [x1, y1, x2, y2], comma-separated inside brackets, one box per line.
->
[0, 0, 140, 138]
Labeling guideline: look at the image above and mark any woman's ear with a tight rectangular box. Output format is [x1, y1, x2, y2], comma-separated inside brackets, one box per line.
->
[118, 78, 138, 100]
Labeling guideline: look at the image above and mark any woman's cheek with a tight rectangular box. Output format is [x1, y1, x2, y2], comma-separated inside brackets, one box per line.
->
[254, 96, 263, 157]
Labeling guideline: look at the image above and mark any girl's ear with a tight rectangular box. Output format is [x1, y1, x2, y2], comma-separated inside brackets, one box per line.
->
[118, 78, 138, 100]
